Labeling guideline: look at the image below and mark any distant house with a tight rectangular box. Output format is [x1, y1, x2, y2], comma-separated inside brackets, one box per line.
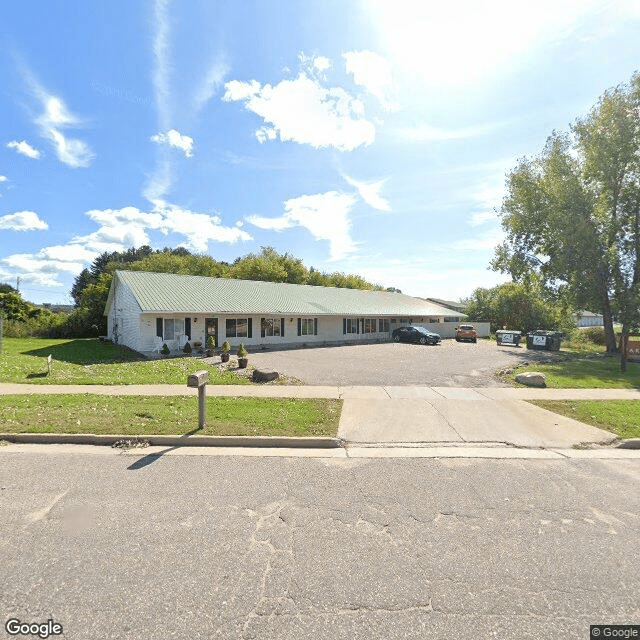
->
[104, 270, 467, 353]
[575, 310, 604, 327]
[421, 297, 467, 321]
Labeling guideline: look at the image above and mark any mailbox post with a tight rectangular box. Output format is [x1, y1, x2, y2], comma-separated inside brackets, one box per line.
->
[187, 370, 209, 429]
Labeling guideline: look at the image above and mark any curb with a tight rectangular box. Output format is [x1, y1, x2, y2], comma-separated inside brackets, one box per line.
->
[0, 433, 344, 449]
[616, 438, 640, 449]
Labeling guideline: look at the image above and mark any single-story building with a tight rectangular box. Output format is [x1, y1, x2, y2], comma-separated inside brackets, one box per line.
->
[104, 270, 467, 353]
[575, 310, 604, 327]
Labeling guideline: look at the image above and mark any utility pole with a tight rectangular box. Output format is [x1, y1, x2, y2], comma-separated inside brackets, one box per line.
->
[16, 276, 21, 293]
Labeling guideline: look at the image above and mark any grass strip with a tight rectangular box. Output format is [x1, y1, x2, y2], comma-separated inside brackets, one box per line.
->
[506, 354, 640, 389]
[0, 395, 342, 438]
[528, 400, 640, 439]
[0, 337, 249, 385]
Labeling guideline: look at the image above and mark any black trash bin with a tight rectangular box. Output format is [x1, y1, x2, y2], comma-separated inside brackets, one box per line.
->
[496, 330, 522, 346]
[526, 330, 563, 351]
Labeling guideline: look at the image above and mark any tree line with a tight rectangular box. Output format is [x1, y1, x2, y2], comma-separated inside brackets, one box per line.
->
[2, 247, 391, 338]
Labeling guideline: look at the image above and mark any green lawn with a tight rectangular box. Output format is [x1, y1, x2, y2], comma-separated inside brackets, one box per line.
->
[506, 352, 640, 389]
[528, 400, 640, 440]
[0, 394, 342, 437]
[0, 337, 249, 385]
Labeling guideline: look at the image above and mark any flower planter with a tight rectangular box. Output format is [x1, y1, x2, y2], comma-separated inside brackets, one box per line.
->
[238, 357, 248, 369]
[205, 349, 215, 358]
[221, 352, 230, 363]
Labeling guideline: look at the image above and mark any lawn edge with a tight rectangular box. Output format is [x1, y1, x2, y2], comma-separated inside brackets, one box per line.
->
[0, 432, 344, 449]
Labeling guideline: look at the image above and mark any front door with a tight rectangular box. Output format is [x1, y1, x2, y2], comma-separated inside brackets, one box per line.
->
[205, 317, 218, 348]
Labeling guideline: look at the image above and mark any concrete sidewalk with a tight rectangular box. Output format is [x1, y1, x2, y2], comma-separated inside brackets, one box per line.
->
[1, 383, 639, 400]
[1, 383, 638, 450]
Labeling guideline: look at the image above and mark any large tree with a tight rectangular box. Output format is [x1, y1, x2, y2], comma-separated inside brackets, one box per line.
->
[493, 72, 640, 369]
[464, 280, 574, 335]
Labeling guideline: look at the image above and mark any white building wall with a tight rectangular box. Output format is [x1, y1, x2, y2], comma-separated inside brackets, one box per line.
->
[107, 281, 143, 351]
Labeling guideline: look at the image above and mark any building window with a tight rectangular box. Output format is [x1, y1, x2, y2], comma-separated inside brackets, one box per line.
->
[362, 318, 376, 333]
[379, 319, 390, 333]
[226, 318, 252, 338]
[261, 318, 283, 337]
[298, 317, 317, 336]
[344, 318, 358, 334]
[156, 317, 184, 341]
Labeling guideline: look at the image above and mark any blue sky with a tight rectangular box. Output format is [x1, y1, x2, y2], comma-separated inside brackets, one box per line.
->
[1, 1, 639, 304]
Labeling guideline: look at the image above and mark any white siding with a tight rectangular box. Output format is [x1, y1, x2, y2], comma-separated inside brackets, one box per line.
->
[107, 281, 143, 351]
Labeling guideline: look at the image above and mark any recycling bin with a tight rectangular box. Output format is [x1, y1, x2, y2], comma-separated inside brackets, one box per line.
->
[495, 330, 522, 346]
[526, 330, 563, 351]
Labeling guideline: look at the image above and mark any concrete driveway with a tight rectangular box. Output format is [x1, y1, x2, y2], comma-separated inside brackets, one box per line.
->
[247, 340, 537, 387]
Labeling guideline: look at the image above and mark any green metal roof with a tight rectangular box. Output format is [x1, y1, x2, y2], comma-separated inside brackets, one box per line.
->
[106, 270, 467, 317]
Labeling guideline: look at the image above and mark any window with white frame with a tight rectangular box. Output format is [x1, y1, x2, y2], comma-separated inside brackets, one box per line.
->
[156, 317, 184, 341]
[226, 318, 250, 338]
[379, 319, 390, 332]
[362, 318, 376, 333]
[299, 318, 316, 335]
[261, 318, 282, 337]
[345, 318, 358, 333]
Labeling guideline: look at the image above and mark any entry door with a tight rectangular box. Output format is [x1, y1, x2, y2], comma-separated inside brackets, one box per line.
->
[205, 317, 218, 348]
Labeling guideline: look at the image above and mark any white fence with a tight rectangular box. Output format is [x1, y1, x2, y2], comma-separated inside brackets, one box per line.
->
[400, 321, 491, 339]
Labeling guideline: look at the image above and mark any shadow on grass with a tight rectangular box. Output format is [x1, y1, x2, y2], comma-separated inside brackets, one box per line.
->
[127, 427, 202, 470]
[26, 372, 49, 379]
[24, 339, 147, 366]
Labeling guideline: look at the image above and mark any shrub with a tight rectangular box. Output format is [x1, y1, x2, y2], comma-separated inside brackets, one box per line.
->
[580, 326, 606, 345]
[237, 343, 248, 358]
[221, 340, 231, 352]
[182, 341, 192, 353]
[161, 343, 170, 355]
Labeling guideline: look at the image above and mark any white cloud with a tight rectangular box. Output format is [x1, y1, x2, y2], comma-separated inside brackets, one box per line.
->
[365, 0, 627, 87]
[313, 56, 332, 72]
[398, 122, 503, 141]
[223, 72, 376, 151]
[469, 211, 498, 226]
[193, 58, 229, 112]
[153, 0, 172, 130]
[342, 174, 391, 211]
[247, 191, 358, 260]
[1, 201, 252, 285]
[343, 50, 396, 111]
[6, 140, 41, 159]
[447, 229, 504, 252]
[150, 129, 194, 157]
[26, 86, 95, 167]
[143, 158, 173, 204]
[0, 176, 7, 182]
[0, 211, 48, 231]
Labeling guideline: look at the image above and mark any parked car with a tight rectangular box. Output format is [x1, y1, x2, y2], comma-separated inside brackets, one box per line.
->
[455, 324, 478, 343]
[392, 326, 441, 345]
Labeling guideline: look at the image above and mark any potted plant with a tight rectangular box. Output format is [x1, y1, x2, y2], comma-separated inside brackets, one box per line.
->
[182, 341, 192, 354]
[161, 343, 170, 356]
[237, 343, 248, 368]
[205, 336, 216, 357]
[193, 340, 202, 352]
[220, 340, 231, 363]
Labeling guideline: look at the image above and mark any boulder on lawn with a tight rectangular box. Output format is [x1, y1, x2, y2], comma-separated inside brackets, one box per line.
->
[253, 369, 279, 383]
[515, 371, 546, 387]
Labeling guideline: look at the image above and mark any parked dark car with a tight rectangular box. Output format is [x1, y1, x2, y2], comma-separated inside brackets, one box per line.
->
[392, 326, 441, 345]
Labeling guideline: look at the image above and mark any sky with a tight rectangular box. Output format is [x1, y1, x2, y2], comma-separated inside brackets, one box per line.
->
[1, 1, 640, 305]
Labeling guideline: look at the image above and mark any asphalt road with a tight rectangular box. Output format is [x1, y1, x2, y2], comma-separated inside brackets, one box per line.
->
[2, 449, 639, 639]
[247, 340, 545, 386]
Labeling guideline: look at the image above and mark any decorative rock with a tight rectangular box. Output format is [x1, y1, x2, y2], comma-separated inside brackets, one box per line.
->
[253, 369, 279, 383]
[515, 371, 546, 387]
